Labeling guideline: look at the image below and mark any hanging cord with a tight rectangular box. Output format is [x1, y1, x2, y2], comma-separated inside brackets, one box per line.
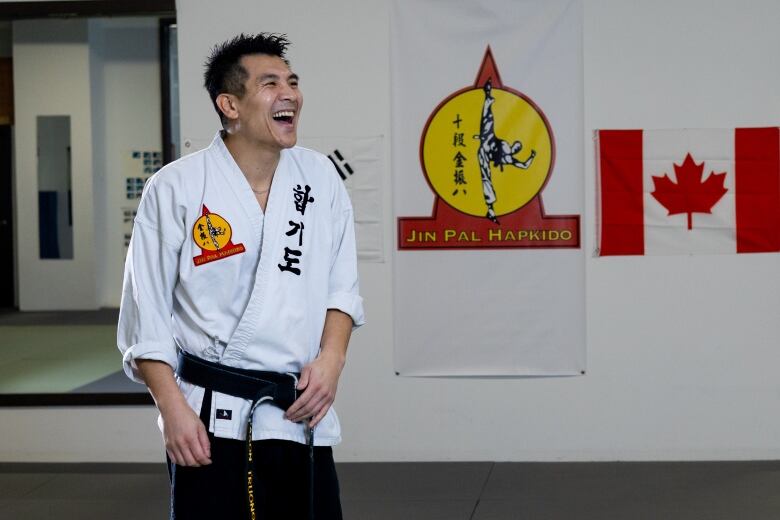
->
[306, 421, 315, 520]
[246, 396, 273, 520]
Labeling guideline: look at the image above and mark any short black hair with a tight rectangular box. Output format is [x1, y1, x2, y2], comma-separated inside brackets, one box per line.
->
[204, 33, 291, 126]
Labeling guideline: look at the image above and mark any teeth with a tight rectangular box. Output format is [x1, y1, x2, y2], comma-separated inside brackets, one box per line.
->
[273, 110, 294, 118]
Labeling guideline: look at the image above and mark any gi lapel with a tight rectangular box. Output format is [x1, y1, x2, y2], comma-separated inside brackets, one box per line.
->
[220, 151, 291, 363]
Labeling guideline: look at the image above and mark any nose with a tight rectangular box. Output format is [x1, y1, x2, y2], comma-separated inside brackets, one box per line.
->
[279, 81, 297, 101]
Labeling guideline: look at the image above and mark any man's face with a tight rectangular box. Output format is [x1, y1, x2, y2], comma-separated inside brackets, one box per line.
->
[232, 54, 302, 150]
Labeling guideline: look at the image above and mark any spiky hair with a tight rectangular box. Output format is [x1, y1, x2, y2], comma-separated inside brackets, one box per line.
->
[203, 33, 291, 126]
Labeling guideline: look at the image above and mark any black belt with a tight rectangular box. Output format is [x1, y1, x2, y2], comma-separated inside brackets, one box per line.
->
[176, 350, 316, 520]
[178, 350, 299, 406]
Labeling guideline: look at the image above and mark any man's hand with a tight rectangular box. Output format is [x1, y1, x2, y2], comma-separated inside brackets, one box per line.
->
[160, 398, 212, 467]
[285, 309, 353, 429]
[285, 349, 345, 428]
[137, 359, 211, 467]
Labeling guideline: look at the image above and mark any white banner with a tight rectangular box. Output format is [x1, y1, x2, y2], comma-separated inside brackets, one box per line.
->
[392, 0, 585, 375]
[298, 136, 385, 262]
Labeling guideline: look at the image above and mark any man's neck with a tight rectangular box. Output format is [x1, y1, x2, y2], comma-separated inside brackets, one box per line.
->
[222, 131, 281, 189]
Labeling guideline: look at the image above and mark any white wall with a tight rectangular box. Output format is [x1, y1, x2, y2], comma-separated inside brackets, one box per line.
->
[89, 17, 161, 307]
[1, 0, 780, 462]
[0, 407, 163, 462]
[582, 0, 780, 460]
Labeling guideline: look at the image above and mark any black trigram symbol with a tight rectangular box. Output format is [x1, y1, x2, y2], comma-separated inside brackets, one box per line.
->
[327, 149, 354, 180]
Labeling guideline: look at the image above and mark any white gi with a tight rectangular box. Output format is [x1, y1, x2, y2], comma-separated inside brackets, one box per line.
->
[118, 132, 365, 446]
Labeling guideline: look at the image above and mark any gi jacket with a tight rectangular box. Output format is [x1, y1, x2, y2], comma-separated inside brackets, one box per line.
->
[118, 133, 365, 445]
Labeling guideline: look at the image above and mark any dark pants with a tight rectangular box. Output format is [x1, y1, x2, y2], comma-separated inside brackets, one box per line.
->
[168, 391, 343, 519]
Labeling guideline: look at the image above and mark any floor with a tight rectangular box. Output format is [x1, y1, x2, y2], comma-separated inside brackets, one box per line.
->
[0, 307, 119, 326]
[1, 460, 779, 519]
[0, 324, 122, 394]
[0, 308, 145, 397]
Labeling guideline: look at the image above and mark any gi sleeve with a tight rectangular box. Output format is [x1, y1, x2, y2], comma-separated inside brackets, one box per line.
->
[326, 168, 366, 329]
[117, 176, 186, 383]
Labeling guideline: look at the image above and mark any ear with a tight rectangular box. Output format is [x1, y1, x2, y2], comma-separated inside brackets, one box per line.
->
[216, 93, 239, 122]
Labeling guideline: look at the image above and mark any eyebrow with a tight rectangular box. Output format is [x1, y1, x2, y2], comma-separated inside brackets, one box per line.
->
[257, 73, 300, 84]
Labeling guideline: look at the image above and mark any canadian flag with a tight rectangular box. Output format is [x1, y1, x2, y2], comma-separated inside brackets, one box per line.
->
[597, 127, 780, 255]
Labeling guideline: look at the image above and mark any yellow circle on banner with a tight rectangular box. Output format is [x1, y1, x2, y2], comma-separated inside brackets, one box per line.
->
[192, 213, 233, 251]
[421, 88, 552, 217]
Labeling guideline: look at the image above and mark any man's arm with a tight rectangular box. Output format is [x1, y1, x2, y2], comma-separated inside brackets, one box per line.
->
[285, 309, 353, 428]
[137, 360, 212, 467]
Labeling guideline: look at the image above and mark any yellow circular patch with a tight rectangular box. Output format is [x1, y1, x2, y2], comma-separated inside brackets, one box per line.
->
[193, 213, 233, 251]
[421, 87, 552, 217]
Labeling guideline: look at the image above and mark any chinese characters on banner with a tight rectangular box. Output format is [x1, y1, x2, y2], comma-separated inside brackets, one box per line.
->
[452, 114, 468, 195]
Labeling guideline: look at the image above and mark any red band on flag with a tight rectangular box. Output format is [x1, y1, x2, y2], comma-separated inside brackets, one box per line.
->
[735, 127, 780, 253]
[598, 130, 644, 255]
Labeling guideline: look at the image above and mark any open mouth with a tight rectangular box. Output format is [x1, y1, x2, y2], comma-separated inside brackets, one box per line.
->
[272, 110, 295, 124]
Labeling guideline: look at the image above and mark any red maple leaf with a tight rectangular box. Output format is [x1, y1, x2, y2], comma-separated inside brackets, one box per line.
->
[651, 153, 728, 230]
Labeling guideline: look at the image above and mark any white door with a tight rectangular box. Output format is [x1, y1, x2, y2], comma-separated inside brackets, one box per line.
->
[13, 19, 97, 310]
